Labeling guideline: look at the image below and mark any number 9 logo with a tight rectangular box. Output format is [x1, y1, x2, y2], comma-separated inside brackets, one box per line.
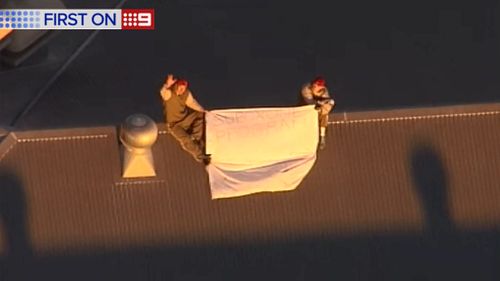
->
[122, 9, 154, 29]
[138, 13, 152, 27]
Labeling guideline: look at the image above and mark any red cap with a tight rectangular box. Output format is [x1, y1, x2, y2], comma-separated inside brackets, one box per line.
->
[176, 79, 189, 87]
[312, 76, 326, 87]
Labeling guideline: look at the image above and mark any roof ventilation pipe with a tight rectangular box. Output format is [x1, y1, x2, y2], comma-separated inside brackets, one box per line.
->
[120, 114, 158, 178]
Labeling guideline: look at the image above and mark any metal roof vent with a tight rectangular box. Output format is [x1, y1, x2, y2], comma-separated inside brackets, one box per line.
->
[120, 114, 158, 178]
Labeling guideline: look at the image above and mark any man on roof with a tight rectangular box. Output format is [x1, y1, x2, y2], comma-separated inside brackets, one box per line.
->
[300, 76, 335, 150]
[160, 74, 210, 164]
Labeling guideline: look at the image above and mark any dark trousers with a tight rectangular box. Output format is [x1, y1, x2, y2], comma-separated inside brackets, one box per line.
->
[168, 111, 204, 159]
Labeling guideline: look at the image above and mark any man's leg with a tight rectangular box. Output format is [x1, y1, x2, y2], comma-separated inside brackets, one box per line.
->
[182, 111, 205, 148]
[169, 122, 204, 162]
[188, 111, 210, 164]
[319, 113, 329, 150]
[190, 111, 204, 142]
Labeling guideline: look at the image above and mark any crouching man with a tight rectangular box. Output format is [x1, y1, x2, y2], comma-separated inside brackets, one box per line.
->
[300, 76, 335, 150]
[160, 74, 210, 164]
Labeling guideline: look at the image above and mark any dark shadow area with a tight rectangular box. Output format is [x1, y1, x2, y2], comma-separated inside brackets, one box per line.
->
[411, 143, 454, 236]
[0, 232, 498, 280]
[0, 170, 32, 281]
[406, 142, 500, 280]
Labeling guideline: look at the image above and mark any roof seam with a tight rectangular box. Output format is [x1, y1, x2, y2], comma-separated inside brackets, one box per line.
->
[114, 179, 166, 187]
[17, 134, 109, 142]
[330, 110, 500, 125]
[0, 140, 17, 162]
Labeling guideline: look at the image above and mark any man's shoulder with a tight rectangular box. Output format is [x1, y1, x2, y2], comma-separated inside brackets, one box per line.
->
[160, 86, 173, 101]
[182, 89, 193, 99]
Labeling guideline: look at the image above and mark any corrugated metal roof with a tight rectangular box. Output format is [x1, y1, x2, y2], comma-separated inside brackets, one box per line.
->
[1, 103, 500, 279]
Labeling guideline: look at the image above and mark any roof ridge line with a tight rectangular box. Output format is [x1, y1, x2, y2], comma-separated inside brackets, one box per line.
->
[114, 179, 167, 187]
[0, 133, 18, 162]
[17, 134, 109, 142]
[330, 110, 500, 125]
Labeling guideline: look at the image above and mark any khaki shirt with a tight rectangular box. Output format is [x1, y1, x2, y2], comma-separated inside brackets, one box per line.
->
[160, 86, 205, 124]
[160, 87, 205, 112]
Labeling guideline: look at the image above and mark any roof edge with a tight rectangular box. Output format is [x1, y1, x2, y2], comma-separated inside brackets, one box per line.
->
[12, 126, 117, 141]
[331, 102, 500, 123]
[4, 102, 500, 139]
[0, 133, 18, 163]
[0, 127, 11, 137]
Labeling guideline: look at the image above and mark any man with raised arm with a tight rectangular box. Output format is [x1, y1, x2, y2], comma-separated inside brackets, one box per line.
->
[160, 74, 210, 164]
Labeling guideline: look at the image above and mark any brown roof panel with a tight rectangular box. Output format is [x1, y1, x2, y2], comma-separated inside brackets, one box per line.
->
[0, 103, 500, 279]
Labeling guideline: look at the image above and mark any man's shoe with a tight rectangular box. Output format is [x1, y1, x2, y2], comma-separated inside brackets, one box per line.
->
[197, 154, 211, 165]
[319, 136, 326, 150]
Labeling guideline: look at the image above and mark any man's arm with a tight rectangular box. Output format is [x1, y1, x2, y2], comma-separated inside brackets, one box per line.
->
[318, 88, 335, 105]
[301, 86, 316, 105]
[160, 85, 172, 101]
[159, 74, 177, 101]
[318, 88, 334, 113]
[186, 91, 205, 112]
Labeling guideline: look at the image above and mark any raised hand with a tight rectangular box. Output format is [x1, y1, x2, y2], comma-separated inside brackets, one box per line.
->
[164, 74, 177, 88]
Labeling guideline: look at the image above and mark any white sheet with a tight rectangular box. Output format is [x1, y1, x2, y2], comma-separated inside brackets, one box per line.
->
[206, 105, 319, 199]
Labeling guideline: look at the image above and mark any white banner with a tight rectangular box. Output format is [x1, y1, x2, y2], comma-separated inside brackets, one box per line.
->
[206, 105, 319, 199]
